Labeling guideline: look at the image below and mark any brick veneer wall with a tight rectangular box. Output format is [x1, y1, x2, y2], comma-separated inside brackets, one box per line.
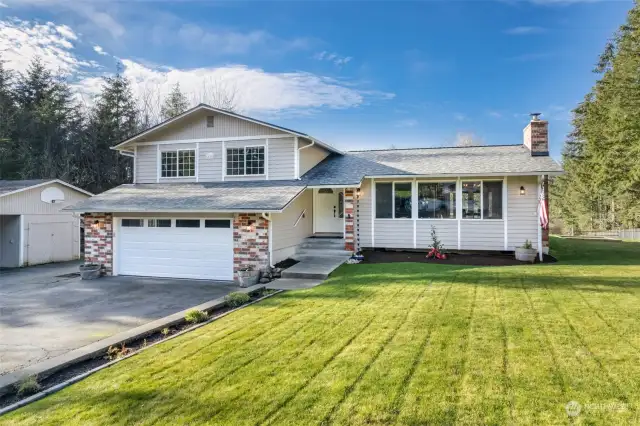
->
[233, 213, 269, 279]
[83, 213, 113, 276]
[344, 189, 355, 252]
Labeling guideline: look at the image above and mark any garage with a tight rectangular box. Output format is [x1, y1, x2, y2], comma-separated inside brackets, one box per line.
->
[117, 217, 234, 280]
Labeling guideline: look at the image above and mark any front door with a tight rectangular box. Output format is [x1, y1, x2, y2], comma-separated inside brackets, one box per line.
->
[315, 189, 344, 233]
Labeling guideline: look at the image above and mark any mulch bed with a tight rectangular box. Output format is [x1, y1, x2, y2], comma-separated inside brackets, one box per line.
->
[361, 250, 556, 266]
[0, 288, 273, 410]
[274, 258, 299, 269]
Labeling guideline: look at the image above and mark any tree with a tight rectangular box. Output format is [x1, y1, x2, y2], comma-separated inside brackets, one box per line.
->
[554, 2, 640, 230]
[0, 59, 18, 179]
[77, 68, 138, 193]
[454, 132, 484, 147]
[161, 82, 189, 121]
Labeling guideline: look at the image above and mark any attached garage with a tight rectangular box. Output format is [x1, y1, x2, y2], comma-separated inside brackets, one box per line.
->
[0, 179, 92, 268]
[116, 217, 234, 280]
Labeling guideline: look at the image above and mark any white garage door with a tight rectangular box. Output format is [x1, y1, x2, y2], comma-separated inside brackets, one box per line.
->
[118, 218, 234, 280]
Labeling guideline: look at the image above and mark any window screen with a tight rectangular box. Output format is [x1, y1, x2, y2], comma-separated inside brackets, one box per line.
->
[375, 183, 393, 219]
[394, 183, 412, 218]
[483, 181, 503, 219]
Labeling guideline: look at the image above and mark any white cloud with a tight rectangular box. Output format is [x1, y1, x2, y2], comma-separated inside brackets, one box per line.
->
[0, 1, 8, 7]
[504, 26, 546, 35]
[76, 59, 391, 115]
[313, 51, 353, 67]
[0, 18, 87, 74]
[93, 45, 108, 56]
[394, 118, 419, 128]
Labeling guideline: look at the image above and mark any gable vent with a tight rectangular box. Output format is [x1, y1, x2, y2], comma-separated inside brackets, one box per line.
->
[206, 116, 215, 128]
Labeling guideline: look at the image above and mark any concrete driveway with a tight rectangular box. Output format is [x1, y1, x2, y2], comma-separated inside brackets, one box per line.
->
[0, 262, 239, 376]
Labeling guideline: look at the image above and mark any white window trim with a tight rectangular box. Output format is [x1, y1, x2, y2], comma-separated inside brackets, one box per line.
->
[415, 180, 458, 220]
[459, 179, 505, 221]
[374, 181, 413, 220]
[225, 145, 266, 177]
[159, 148, 197, 179]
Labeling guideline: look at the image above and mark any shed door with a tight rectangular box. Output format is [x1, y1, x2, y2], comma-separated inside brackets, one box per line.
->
[27, 222, 73, 265]
[118, 218, 234, 280]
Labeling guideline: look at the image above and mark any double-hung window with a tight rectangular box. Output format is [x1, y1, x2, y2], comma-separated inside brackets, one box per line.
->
[161, 149, 195, 178]
[375, 182, 412, 219]
[418, 182, 456, 219]
[226, 146, 265, 176]
[462, 181, 503, 219]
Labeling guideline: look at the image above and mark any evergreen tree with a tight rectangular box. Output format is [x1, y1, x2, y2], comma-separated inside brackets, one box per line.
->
[161, 82, 189, 121]
[0, 60, 18, 179]
[78, 68, 138, 193]
[555, 2, 640, 230]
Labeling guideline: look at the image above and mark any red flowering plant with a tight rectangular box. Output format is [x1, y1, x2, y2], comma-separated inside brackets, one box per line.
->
[426, 226, 448, 260]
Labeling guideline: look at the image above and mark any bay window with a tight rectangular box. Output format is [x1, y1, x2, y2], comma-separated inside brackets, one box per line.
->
[418, 182, 456, 219]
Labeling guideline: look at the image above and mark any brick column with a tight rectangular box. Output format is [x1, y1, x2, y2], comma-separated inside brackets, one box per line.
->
[233, 213, 269, 280]
[344, 188, 355, 252]
[83, 213, 113, 276]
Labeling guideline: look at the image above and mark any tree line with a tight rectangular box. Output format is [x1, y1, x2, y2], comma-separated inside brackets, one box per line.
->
[553, 2, 640, 232]
[0, 57, 218, 194]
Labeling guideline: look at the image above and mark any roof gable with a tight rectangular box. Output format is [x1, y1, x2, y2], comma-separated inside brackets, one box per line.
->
[0, 179, 93, 198]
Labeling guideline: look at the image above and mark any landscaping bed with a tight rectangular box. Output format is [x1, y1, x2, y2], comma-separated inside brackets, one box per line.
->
[0, 287, 276, 411]
[361, 249, 556, 266]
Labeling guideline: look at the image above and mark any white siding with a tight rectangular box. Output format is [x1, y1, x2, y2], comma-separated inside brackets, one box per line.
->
[507, 175, 539, 250]
[271, 189, 312, 262]
[136, 145, 157, 183]
[198, 141, 222, 182]
[269, 137, 295, 180]
[374, 220, 413, 249]
[460, 220, 504, 250]
[299, 141, 330, 176]
[0, 182, 89, 215]
[356, 177, 539, 252]
[147, 110, 284, 141]
[416, 220, 457, 249]
[357, 178, 373, 247]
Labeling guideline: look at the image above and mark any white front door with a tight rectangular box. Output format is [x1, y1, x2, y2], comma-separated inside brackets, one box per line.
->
[315, 189, 344, 233]
[118, 218, 234, 280]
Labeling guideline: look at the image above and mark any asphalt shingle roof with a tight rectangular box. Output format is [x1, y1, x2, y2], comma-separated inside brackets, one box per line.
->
[0, 179, 52, 197]
[301, 145, 563, 185]
[64, 181, 307, 213]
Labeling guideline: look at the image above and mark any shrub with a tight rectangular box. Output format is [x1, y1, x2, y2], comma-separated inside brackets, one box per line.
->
[161, 327, 171, 337]
[185, 309, 209, 324]
[225, 292, 251, 308]
[16, 375, 40, 396]
[106, 343, 131, 360]
[522, 239, 533, 249]
[430, 225, 444, 252]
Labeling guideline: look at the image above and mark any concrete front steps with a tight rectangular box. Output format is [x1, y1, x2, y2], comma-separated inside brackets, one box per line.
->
[281, 237, 351, 280]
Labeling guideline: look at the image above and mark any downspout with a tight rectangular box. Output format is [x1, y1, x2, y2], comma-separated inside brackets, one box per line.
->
[296, 138, 316, 180]
[261, 212, 274, 267]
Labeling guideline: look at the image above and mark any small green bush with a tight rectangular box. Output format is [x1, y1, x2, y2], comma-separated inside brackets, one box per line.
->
[185, 309, 209, 324]
[16, 375, 41, 396]
[225, 292, 251, 308]
[161, 327, 171, 336]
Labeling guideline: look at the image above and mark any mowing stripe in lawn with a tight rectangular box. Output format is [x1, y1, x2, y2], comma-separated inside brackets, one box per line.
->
[328, 282, 454, 425]
[394, 281, 478, 425]
[157, 284, 411, 425]
[494, 275, 515, 424]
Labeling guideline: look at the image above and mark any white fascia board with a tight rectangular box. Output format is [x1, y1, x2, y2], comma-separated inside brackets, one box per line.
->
[365, 171, 563, 179]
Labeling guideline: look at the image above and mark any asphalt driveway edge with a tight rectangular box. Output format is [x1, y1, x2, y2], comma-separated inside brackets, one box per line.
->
[0, 283, 273, 403]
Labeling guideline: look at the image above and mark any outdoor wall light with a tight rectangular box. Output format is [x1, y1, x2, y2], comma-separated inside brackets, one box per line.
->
[520, 186, 526, 196]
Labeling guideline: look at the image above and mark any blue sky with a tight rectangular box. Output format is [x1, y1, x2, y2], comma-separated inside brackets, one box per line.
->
[0, 0, 633, 158]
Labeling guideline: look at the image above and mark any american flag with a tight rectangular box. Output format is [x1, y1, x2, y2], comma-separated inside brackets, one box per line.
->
[539, 181, 549, 229]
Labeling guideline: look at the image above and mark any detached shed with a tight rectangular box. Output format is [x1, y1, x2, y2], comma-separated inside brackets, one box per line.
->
[0, 179, 92, 268]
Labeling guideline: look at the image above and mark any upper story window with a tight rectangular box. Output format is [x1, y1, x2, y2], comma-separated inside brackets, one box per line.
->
[462, 181, 503, 219]
[161, 149, 195, 178]
[418, 182, 456, 219]
[226, 146, 265, 176]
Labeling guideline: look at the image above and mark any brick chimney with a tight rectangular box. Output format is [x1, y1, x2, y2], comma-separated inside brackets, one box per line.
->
[523, 113, 549, 156]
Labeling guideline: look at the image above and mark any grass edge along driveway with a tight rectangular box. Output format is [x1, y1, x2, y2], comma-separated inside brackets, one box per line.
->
[3, 237, 640, 425]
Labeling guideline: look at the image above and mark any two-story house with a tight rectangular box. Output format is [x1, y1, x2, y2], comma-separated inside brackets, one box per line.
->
[67, 104, 562, 281]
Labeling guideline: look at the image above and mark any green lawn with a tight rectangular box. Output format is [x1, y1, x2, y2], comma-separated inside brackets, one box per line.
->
[3, 237, 640, 425]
